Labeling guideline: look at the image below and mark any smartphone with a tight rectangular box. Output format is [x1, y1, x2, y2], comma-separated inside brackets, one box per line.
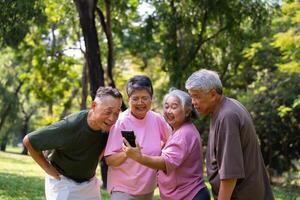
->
[121, 130, 136, 147]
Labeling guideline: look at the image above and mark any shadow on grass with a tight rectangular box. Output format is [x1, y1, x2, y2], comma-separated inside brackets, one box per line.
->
[0, 172, 160, 200]
[0, 172, 44, 200]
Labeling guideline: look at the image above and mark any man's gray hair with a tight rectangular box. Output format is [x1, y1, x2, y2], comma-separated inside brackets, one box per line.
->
[185, 69, 223, 94]
[163, 88, 198, 121]
[94, 86, 122, 103]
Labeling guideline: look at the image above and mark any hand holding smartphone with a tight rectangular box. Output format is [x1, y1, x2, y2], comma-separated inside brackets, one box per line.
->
[121, 130, 136, 147]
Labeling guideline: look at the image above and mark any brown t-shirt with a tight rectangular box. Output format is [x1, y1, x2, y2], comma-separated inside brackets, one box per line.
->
[206, 97, 274, 200]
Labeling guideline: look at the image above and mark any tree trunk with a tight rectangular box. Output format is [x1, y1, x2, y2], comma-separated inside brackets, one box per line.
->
[0, 104, 11, 135]
[104, 0, 115, 88]
[21, 119, 29, 155]
[168, 0, 180, 88]
[96, 3, 127, 111]
[20, 106, 36, 155]
[0, 135, 8, 151]
[60, 88, 79, 119]
[81, 60, 88, 110]
[74, 0, 104, 100]
[0, 81, 23, 133]
[96, 1, 114, 88]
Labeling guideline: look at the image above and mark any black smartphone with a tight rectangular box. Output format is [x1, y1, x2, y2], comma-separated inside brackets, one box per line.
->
[121, 130, 136, 147]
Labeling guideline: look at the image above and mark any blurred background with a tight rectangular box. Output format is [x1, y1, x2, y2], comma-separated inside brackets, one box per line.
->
[0, 0, 299, 199]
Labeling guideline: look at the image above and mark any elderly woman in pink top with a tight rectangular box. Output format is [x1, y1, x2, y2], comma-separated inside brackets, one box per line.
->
[123, 89, 210, 200]
[104, 75, 171, 200]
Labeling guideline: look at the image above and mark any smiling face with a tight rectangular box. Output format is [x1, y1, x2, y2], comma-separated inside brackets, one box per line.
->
[163, 96, 188, 131]
[90, 95, 122, 132]
[128, 89, 152, 119]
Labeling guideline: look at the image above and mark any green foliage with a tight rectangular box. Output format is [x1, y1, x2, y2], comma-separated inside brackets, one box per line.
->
[239, 1, 300, 174]
[0, 0, 83, 140]
[1, 0, 299, 179]
[0, 48, 22, 141]
[271, 1, 300, 74]
[240, 70, 300, 174]
[118, 0, 275, 90]
[0, 0, 46, 47]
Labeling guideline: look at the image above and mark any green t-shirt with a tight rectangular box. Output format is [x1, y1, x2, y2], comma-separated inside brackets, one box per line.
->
[28, 110, 108, 182]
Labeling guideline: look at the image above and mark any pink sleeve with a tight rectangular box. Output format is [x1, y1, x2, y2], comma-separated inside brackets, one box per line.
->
[158, 115, 171, 143]
[104, 122, 124, 156]
[161, 134, 188, 175]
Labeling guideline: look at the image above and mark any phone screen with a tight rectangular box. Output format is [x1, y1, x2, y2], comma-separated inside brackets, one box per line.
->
[121, 130, 136, 147]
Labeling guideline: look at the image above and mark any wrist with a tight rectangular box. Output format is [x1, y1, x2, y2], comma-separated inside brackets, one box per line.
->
[138, 154, 145, 164]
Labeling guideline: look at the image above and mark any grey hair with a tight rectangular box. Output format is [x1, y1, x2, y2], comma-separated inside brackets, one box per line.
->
[126, 75, 153, 97]
[185, 69, 223, 95]
[94, 86, 122, 102]
[163, 88, 198, 121]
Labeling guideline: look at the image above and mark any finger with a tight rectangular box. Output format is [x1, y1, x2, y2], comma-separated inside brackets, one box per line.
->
[123, 137, 131, 147]
[122, 145, 127, 152]
[136, 142, 143, 150]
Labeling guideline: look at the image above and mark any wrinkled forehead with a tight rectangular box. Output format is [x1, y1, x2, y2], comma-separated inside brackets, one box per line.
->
[129, 89, 152, 97]
[95, 96, 121, 109]
[165, 95, 181, 104]
[164, 95, 185, 110]
[188, 89, 207, 95]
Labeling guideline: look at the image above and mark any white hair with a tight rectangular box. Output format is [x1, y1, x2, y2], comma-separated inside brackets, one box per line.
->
[185, 69, 223, 94]
[163, 88, 198, 121]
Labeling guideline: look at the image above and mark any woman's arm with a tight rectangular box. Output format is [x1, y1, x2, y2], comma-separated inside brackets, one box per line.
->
[138, 154, 166, 170]
[105, 152, 127, 167]
[123, 139, 166, 170]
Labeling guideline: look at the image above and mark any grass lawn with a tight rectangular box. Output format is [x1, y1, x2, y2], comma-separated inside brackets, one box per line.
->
[0, 146, 299, 200]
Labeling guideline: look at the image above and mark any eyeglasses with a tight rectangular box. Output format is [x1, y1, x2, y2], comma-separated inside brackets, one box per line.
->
[130, 96, 151, 103]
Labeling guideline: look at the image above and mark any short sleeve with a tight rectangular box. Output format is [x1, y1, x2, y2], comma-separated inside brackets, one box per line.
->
[157, 115, 171, 144]
[161, 133, 188, 175]
[104, 122, 125, 156]
[216, 113, 245, 180]
[28, 119, 72, 151]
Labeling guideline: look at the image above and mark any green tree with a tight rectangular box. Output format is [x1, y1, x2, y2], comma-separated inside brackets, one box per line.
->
[272, 1, 300, 74]
[0, 0, 45, 47]
[0, 0, 82, 151]
[119, 0, 275, 90]
[240, 70, 300, 174]
[240, 1, 300, 174]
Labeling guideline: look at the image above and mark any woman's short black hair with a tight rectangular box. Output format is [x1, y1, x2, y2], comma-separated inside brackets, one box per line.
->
[126, 75, 153, 97]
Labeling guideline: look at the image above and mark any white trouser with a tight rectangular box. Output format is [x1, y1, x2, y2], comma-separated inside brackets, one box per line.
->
[45, 175, 102, 200]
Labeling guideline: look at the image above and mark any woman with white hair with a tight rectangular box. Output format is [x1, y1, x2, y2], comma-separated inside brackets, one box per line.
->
[123, 88, 210, 200]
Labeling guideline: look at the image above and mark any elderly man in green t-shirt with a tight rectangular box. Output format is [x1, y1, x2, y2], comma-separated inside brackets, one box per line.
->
[23, 87, 122, 200]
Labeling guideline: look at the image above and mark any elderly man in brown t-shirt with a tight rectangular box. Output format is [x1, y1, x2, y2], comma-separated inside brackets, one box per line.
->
[185, 69, 274, 200]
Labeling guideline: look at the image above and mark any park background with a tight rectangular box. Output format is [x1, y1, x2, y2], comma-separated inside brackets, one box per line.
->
[0, 0, 299, 199]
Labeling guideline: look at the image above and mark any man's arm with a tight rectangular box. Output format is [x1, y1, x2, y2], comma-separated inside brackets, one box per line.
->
[218, 178, 237, 200]
[23, 135, 60, 179]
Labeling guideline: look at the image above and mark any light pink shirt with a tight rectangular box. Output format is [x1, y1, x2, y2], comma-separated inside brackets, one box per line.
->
[158, 123, 206, 200]
[104, 109, 171, 195]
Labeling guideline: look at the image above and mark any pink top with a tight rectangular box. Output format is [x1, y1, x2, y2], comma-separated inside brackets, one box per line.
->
[158, 123, 206, 200]
[104, 109, 171, 195]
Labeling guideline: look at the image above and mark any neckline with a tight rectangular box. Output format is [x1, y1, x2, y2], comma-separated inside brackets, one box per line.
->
[128, 109, 149, 122]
